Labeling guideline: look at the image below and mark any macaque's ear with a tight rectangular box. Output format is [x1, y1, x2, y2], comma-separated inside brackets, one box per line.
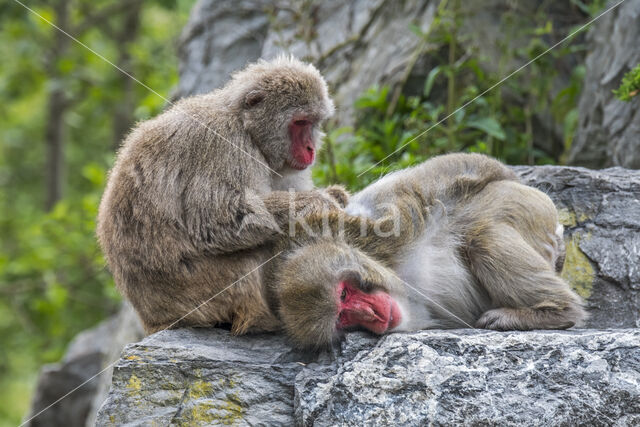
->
[244, 89, 265, 108]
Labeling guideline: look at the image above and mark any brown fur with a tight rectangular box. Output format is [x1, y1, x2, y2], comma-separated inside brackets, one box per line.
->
[97, 56, 344, 334]
[265, 153, 587, 349]
[263, 186, 429, 350]
[459, 180, 585, 330]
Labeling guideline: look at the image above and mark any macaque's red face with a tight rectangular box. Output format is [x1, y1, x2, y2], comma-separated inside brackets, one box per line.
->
[287, 117, 316, 169]
[335, 280, 402, 334]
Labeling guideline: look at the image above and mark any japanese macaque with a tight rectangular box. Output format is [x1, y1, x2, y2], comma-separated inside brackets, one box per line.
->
[265, 153, 587, 350]
[97, 56, 347, 334]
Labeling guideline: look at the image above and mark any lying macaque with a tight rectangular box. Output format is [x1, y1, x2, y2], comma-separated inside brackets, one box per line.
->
[264, 153, 586, 350]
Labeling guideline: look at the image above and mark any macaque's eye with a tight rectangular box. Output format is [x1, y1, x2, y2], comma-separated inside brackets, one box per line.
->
[294, 119, 310, 126]
[340, 289, 347, 301]
[244, 90, 265, 108]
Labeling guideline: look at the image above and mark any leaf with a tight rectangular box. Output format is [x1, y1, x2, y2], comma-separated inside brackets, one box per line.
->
[81, 162, 106, 187]
[409, 24, 425, 38]
[533, 21, 553, 36]
[613, 63, 640, 102]
[423, 66, 442, 98]
[466, 117, 506, 141]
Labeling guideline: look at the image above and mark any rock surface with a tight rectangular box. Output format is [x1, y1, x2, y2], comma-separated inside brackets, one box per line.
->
[298, 329, 640, 426]
[24, 303, 144, 427]
[569, 0, 640, 169]
[176, 0, 438, 114]
[96, 328, 307, 426]
[96, 327, 640, 426]
[177, 0, 270, 98]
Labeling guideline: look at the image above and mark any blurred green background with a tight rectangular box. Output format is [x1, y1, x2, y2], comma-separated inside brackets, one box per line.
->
[2, 0, 634, 424]
[0, 1, 195, 424]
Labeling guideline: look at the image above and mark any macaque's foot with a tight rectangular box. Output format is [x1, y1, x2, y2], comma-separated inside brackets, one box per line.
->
[476, 308, 520, 330]
[475, 307, 575, 331]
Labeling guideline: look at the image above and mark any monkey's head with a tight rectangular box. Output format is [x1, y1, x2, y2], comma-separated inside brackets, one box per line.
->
[271, 241, 407, 350]
[231, 55, 335, 171]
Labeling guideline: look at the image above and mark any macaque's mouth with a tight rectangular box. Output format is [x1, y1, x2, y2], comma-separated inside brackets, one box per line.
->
[364, 298, 402, 334]
[388, 300, 402, 330]
[289, 116, 316, 168]
[292, 145, 315, 167]
[287, 158, 312, 170]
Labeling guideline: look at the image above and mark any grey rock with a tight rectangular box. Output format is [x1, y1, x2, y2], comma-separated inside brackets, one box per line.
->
[299, 329, 640, 426]
[176, 0, 435, 113]
[84, 303, 145, 427]
[569, 0, 640, 169]
[24, 303, 144, 427]
[95, 328, 312, 426]
[177, 0, 269, 98]
[25, 320, 112, 427]
[259, 0, 438, 122]
[95, 328, 640, 426]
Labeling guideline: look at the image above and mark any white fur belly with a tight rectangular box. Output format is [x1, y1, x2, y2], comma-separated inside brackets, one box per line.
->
[394, 219, 489, 330]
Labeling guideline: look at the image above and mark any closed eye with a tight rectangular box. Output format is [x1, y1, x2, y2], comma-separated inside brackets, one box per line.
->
[294, 119, 310, 126]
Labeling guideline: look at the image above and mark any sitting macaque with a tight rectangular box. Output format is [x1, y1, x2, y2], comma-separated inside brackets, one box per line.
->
[264, 153, 587, 350]
[97, 56, 347, 335]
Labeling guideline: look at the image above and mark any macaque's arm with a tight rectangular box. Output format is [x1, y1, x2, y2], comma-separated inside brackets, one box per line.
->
[298, 185, 430, 266]
[262, 185, 348, 230]
[183, 187, 346, 255]
[346, 186, 430, 264]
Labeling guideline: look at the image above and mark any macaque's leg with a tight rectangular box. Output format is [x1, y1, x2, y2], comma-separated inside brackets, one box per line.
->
[466, 223, 586, 330]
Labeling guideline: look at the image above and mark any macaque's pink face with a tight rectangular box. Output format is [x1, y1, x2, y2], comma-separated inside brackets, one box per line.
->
[335, 280, 402, 334]
[287, 117, 316, 169]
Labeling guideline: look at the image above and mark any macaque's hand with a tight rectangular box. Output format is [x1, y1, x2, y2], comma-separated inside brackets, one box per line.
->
[263, 191, 344, 229]
[322, 185, 350, 208]
[296, 190, 345, 217]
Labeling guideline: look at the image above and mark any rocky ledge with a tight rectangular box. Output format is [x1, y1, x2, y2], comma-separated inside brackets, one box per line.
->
[96, 327, 640, 426]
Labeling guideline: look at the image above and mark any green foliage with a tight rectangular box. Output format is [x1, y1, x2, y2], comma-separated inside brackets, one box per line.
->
[613, 64, 640, 102]
[315, 2, 587, 190]
[0, 164, 118, 355]
[0, 1, 195, 424]
[570, 0, 609, 17]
